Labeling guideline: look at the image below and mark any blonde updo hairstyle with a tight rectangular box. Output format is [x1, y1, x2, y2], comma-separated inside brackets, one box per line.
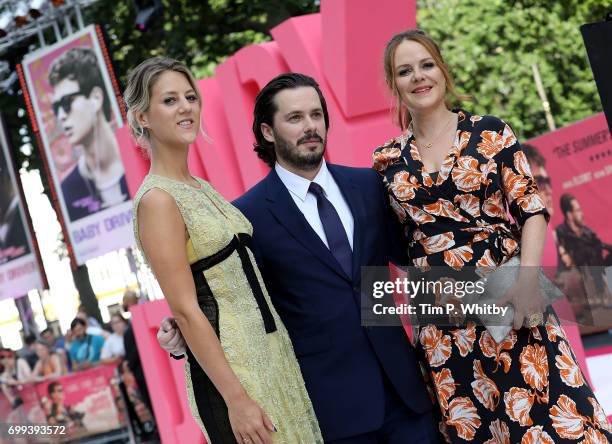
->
[123, 57, 201, 151]
[383, 29, 469, 130]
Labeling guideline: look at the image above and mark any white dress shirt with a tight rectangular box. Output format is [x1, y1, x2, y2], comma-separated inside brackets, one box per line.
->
[100, 333, 125, 359]
[275, 160, 354, 250]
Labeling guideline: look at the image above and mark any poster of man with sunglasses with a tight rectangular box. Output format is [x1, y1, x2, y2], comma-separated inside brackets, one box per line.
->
[21, 25, 133, 265]
[50, 46, 129, 223]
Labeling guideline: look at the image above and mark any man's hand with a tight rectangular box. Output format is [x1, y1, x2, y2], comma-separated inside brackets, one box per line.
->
[157, 317, 187, 356]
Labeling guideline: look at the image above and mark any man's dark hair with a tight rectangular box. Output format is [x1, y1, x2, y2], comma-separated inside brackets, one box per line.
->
[24, 334, 36, 346]
[47, 381, 61, 396]
[560, 193, 576, 218]
[48, 47, 111, 121]
[70, 318, 87, 330]
[252, 73, 329, 168]
[522, 143, 546, 167]
[40, 328, 53, 337]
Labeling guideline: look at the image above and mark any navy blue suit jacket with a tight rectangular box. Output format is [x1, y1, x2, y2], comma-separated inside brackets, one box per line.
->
[233, 164, 432, 441]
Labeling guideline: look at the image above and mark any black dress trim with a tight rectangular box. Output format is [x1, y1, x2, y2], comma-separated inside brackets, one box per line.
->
[185, 234, 276, 442]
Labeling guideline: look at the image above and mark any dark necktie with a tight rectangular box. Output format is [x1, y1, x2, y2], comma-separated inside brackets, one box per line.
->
[309, 182, 352, 277]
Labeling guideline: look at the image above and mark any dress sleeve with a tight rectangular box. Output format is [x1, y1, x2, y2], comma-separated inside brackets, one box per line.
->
[496, 122, 550, 228]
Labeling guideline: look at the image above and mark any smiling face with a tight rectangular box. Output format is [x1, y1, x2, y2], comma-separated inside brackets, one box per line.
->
[261, 86, 327, 172]
[52, 78, 103, 147]
[137, 70, 201, 151]
[393, 39, 447, 114]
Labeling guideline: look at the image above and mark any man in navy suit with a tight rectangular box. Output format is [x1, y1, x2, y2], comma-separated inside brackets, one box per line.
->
[158, 73, 438, 443]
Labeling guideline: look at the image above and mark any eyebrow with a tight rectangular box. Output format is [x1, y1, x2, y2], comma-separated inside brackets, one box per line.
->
[395, 57, 434, 68]
[283, 107, 323, 117]
[160, 89, 196, 95]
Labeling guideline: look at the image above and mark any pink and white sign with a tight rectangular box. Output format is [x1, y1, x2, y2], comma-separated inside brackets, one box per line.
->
[36, 365, 122, 438]
[20, 25, 132, 266]
[528, 113, 612, 333]
[0, 116, 46, 301]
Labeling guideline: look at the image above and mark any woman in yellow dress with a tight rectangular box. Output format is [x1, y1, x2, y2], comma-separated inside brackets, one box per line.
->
[125, 57, 322, 444]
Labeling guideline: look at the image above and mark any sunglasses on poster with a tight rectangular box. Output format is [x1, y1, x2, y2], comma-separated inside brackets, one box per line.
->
[52, 91, 84, 117]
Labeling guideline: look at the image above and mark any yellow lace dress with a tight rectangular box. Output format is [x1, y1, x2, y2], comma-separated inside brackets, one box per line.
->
[133, 174, 322, 443]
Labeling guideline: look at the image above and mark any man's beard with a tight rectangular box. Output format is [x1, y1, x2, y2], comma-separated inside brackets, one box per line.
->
[275, 132, 326, 171]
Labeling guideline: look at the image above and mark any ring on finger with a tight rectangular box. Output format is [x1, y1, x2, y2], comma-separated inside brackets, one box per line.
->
[525, 312, 543, 328]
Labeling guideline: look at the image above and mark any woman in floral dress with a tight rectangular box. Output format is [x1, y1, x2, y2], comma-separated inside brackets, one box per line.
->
[373, 29, 612, 443]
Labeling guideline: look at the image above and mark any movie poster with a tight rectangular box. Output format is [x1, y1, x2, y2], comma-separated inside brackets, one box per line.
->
[36, 366, 122, 438]
[21, 25, 132, 265]
[527, 112, 612, 332]
[0, 116, 46, 300]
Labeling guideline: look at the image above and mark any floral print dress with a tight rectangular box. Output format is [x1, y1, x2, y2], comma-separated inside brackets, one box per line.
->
[373, 110, 612, 443]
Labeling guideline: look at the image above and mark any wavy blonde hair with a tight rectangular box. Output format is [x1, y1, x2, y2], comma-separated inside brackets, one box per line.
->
[123, 57, 201, 149]
[383, 29, 469, 130]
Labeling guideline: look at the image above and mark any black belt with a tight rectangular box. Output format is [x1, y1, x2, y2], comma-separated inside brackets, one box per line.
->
[190, 234, 277, 334]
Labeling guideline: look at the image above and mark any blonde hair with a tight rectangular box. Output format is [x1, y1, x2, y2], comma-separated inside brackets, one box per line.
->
[383, 29, 469, 130]
[123, 57, 201, 148]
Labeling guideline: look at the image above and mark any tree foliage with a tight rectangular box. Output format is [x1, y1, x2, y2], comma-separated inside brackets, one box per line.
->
[1, 0, 609, 173]
[86, 0, 319, 84]
[417, 0, 612, 139]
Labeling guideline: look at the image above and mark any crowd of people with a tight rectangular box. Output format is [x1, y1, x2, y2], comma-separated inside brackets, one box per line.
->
[1, 306, 123, 383]
[0, 291, 146, 399]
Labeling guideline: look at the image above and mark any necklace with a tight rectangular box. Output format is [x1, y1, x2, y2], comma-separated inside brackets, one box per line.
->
[415, 113, 456, 149]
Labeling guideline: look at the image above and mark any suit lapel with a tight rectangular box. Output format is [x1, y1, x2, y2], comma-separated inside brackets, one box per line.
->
[327, 165, 366, 283]
[264, 170, 351, 282]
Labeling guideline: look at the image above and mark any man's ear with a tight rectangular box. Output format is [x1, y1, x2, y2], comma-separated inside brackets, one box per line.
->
[261, 123, 275, 143]
[88, 86, 105, 113]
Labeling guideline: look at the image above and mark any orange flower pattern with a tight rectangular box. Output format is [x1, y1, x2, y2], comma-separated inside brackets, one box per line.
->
[424, 199, 470, 223]
[451, 323, 476, 357]
[519, 343, 549, 392]
[484, 419, 510, 444]
[447, 397, 482, 440]
[454, 194, 481, 218]
[521, 426, 555, 444]
[472, 360, 500, 411]
[555, 340, 585, 388]
[373, 110, 610, 443]
[444, 245, 474, 270]
[419, 324, 452, 367]
[549, 394, 587, 439]
[433, 368, 457, 411]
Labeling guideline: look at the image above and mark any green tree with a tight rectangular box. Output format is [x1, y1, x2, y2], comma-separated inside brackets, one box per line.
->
[87, 0, 318, 84]
[417, 0, 612, 139]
